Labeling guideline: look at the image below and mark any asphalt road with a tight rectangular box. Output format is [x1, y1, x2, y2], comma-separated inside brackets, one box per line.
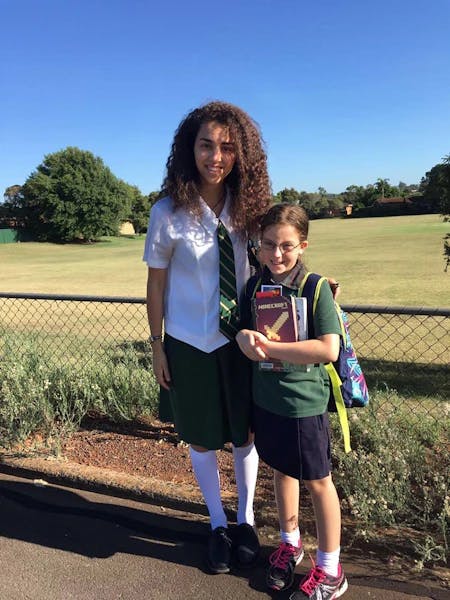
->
[0, 472, 447, 600]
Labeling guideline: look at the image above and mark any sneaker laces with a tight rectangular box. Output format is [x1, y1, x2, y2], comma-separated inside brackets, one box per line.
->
[269, 543, 298, 571]
[300, 564, 327, 595]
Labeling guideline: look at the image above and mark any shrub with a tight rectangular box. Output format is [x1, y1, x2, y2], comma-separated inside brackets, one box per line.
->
[0, 334, 159, 448]
[331, 388, 449, 566]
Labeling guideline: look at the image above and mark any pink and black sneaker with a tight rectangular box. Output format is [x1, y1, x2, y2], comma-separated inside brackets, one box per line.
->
[266, 541, 304, 591]
[290, 563, 348, 599]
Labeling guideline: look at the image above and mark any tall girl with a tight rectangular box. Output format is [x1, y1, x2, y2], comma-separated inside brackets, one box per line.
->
[237, 203, 348, 599]
[143, 101, 271, 573]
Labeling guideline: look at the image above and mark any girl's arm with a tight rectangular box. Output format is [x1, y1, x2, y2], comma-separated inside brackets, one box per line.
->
[146, 267, 171, 390]
[253, 332, 339, 365]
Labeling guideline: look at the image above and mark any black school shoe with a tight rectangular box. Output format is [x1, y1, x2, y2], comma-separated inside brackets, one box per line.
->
[233, 523, 260, 568]
[207, 526, 232, 574]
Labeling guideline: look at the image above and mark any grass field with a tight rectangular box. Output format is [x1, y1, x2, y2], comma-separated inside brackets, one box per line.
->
[1, 214, 449, 307]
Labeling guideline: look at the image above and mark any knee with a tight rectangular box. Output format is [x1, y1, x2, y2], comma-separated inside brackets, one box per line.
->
[304, 475, 334, 496]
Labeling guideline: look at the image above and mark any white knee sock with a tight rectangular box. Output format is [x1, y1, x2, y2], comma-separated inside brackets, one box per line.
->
[189, 447, 227, 530]
[232, 442, 259, 526]
[316, 547, 340, 577]
[281, 528, 301, 548]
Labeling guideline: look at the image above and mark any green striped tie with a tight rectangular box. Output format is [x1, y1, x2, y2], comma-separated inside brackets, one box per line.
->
[217, 220, 239, 339]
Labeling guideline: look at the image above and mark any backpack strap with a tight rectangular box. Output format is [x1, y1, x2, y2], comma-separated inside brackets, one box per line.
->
[299, 272, 351, 454]
[325, 363, 351, 453]
[248, 275, 262, 299]
[298, 272, 326, 339]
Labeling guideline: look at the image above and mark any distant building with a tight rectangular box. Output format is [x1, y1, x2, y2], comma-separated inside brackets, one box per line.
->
[119, 221, 135, 235]
[374, 196, 413, 207]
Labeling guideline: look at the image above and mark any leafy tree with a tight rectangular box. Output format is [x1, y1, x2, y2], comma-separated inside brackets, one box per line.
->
[436, 155, 450, 269]
[274, 187, 303, 204]
[420, 160, 450, 213]
[3, 184, 23, 205]
[317, 186, 327, 201]
[1, 185, 24, 225]
[20, 147, 131, 242]
[327, 195, 345, 214]
[297, 191, 315, 214]
[342, 184, 378, 209]
[125, 188, 153, 234]
[420, 154, 450, 268]
[374, 178, 400, 198]
[342, 185, 366, 209]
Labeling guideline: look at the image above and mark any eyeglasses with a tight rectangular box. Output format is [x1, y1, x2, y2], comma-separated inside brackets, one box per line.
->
[260, 240, 303, 254]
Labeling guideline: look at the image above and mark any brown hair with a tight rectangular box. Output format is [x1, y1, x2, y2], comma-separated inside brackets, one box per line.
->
[161, 101, 272, 235]
[260, 202, 309, 241]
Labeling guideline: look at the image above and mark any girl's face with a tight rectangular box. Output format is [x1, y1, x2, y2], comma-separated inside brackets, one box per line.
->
[194, 121, 236, 191]
[259, 224, 308, 282]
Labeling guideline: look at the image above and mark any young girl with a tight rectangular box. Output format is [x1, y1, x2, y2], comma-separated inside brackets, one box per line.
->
[237, 203, 348, 599]
[143, 101, 272, 573]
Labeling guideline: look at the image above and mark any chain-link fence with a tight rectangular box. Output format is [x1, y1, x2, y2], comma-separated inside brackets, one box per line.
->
[1, 292, 449, 421]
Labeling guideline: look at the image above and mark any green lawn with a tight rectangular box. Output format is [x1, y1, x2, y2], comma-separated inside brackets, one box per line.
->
[1, 214, 449, 307]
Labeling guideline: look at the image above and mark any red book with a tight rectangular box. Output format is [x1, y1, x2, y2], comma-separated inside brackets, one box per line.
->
[252, 295, 298, 372]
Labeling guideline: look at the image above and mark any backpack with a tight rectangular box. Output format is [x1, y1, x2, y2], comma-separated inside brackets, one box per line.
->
[248, 271, 369, 453]
[299, 272, 369, 452]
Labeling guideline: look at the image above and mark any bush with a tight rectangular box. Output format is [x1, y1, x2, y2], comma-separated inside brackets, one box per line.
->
[0, 334, 159, 448]
[330, 388, 449, 566]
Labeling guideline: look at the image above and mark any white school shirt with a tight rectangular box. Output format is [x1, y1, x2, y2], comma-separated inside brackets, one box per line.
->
[143, 195, 250, 353]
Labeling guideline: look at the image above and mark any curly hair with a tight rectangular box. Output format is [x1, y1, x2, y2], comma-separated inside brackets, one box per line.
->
[161, 100, 272, 235]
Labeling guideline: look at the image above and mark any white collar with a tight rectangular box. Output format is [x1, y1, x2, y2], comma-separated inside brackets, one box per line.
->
[199, 190, 233, 232]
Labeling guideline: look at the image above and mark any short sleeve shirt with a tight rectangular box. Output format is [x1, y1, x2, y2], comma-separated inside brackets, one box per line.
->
[244, 266, 341, 418]
[143, 195, 250, 353]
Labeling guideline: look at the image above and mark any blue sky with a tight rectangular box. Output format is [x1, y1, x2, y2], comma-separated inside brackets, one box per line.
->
[2, 0, 450, 196]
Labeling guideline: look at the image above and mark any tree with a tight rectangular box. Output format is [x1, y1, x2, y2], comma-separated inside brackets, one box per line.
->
[128, 190, 160, 234]
[20, 147, 131, 242]
[3, 184, 23, 205]
[438, 154, 450, 270]
[374, 178, 400, 198]
[1, 185, 24, 225]
[274, 187, 303, 205]
[420, 154, 450, 268]
[297, 191, 315, 214]
[420, 160, 450, 213]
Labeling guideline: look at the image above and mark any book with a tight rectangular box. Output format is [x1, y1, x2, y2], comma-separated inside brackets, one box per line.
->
[294, 297, 308, 341]
[261, 284, 283, 295]
[252, 293, 298, 372]
[294, 296, 311, 372]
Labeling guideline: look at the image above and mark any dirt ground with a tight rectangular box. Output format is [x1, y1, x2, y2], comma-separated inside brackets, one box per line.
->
[61, 416, 277, 514]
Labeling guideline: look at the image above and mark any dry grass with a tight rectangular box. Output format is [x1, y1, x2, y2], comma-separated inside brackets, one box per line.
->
[1, 214, 449, 306]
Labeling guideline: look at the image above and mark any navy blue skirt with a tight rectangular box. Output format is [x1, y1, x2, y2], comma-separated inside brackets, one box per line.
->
[252, 403, 331, 481]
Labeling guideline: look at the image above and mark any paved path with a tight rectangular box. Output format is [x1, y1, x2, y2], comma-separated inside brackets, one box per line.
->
[0, 472, 447, 600]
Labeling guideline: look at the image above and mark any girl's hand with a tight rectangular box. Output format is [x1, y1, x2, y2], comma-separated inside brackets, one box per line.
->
[151, 343, 171, 390]
[327, 277, 341, 299]
[236, 329, 269, 361]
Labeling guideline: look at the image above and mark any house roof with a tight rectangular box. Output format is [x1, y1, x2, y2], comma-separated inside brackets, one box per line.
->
[376, 196, 412, 205]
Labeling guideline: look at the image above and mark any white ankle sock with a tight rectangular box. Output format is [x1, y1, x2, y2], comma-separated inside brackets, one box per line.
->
[232, 442, 259, 526]
[189, 447, 227, 530]
[280, 528, 301, 548]
[316, 547, 340, 577]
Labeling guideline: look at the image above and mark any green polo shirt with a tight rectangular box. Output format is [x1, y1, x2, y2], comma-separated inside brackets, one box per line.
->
[250, 267, 340, 418]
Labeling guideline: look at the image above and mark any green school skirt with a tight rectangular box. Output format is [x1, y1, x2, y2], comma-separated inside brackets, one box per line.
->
[159, 334, 252, 450]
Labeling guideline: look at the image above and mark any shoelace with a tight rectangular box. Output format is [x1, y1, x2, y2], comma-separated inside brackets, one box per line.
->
[269, 543, 297, 570]
[300, 565, 327, 594]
